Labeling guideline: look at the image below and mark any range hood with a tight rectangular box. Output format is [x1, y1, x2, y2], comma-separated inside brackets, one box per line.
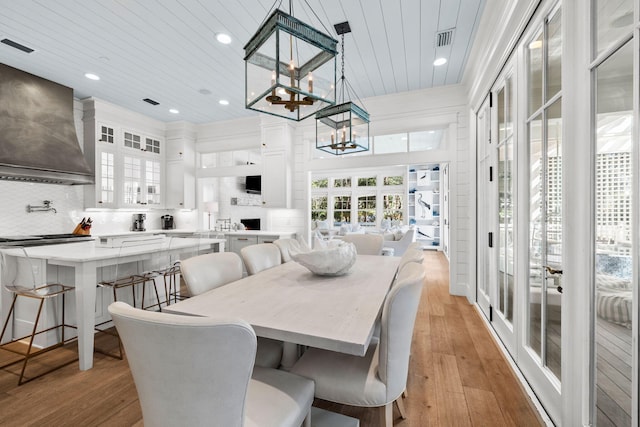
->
[0, 63, 94, 185]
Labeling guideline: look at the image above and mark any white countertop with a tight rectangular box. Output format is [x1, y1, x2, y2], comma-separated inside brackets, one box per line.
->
[224, 230, 296, 236]
[1, 237, 225, 262]
[95, 229, 296, 238]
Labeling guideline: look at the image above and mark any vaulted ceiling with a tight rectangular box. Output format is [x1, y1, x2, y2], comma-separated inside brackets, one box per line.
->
[0, 0, 485, 124]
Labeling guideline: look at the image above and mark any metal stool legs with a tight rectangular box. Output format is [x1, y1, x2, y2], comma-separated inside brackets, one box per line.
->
[0, 290, 77, 385]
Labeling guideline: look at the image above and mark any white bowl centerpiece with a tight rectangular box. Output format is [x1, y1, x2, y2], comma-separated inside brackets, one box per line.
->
[291, 241, 357, 276]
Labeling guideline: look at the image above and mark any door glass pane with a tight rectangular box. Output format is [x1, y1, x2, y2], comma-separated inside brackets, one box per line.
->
[498, 88, 506, 141]
[123, 156, 141, 205]
[528, 114, 543, 359]
[498, 139, 514, 323]
[100, 151, 114, 204]
[594, 40, 633, 427]
[547, 8, 562, 101]
[545, 99, 562, 379]
[528, 32, 543, 115]
[594, 0, 633, 56]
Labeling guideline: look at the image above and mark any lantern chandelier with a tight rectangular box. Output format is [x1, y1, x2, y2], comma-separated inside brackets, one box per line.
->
[315, 21, 370, 155]
[244, 1, 338, 121]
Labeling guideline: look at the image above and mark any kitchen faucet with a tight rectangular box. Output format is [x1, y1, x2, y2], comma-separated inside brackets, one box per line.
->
[26, 200, 57, 214]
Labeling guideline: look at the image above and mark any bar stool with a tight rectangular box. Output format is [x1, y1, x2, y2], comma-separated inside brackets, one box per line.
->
[0, 247, 78, 385]
[97, 238, 164, 312]
[95, 238, 165, 358]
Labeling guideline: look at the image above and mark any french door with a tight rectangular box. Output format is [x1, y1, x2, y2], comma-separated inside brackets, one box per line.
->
[476, 64, 517, 355]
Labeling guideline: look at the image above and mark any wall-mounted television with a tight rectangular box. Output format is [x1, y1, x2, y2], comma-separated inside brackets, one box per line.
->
[245, 175, 261, 194]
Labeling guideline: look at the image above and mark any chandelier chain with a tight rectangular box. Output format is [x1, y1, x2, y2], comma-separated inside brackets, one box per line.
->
[340, 34, 345, 103]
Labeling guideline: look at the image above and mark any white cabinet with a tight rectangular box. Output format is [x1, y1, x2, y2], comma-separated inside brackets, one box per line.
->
[261, 150, 290, 208]
[226, 232, 296, 255]
[260, 122, 293, 209]
[83, 99, 166, 209]
[164, 124, 196, 209]
[165, 161, 195, 209]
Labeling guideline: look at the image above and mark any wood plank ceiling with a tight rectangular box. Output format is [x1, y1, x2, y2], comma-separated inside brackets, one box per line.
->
[0, 0, 485, 124]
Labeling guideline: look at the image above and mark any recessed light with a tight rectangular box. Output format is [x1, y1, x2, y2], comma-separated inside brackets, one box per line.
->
[219, 99, 229, 106]
[433, 57, 447, 66]
[85, 73, 100, 80]
[199, 88, 212, 95]
[216, 33, 232, 44]
[169, 109, 179, 114]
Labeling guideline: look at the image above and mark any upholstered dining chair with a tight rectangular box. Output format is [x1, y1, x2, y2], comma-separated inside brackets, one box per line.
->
[291, 262, 425, 427]
[273, 238, 311, 263]
[341, 234, 384, 255]
[240, 243, 282, 275]
[180, 251, 283, 369]
[398, 248, 425, 272]
[0, 248, 78, 385]
[407, 242, 422, 251]
[109, 302, 314, 427]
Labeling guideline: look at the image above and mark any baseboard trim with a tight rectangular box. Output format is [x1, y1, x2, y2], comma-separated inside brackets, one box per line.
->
[473, 303, 555, 427]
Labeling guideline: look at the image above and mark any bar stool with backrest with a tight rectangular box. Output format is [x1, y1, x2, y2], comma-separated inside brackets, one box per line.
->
[0, 247, 78, 385]
[144, 236, 181, 307]
[95, 237, 165, 357]
[97, 237, 165, 312]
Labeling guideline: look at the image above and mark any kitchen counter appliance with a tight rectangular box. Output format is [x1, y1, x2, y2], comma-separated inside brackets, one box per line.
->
[161, 215, 174, 230]
[132, 214, 146, 232]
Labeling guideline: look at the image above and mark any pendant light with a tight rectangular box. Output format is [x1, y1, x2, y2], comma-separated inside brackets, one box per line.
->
[315, 21, 370, 155]
[244, 1, 338, 121]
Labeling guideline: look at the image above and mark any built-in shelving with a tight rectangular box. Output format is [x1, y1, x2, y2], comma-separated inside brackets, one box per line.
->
[408, 163, 441, 250]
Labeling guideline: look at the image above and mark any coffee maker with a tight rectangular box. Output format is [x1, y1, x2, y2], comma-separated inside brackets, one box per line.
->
[161, 215, 174, 230]
[132, 213, 146, 232]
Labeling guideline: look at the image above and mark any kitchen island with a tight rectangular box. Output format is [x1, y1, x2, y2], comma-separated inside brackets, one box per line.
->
[0, 236, 224, 370]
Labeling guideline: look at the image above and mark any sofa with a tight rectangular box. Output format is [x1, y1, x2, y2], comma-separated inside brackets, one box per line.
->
[381, 228, 416, 256]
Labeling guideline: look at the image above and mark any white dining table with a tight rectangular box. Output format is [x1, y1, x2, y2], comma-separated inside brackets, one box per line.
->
[1, 237, 225, 370]
[165, 255, 400, 367]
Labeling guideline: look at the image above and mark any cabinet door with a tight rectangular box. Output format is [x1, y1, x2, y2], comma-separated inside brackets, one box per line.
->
[230, 236, 258, 254]
[95, 149, 117, 208]
[261, 150, 289, 208]
[258, 235, 277, 244]
[166, 162, 195, 210]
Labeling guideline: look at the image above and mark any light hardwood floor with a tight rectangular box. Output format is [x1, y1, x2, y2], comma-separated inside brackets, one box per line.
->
[0, 251, 543, 426]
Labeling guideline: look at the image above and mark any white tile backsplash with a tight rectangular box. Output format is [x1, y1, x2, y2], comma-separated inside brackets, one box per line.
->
[0, 181, 197, 236]
[0, 181, 84, 235]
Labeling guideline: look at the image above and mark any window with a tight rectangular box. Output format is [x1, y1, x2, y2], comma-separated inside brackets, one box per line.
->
[409, 130, 445, 151]
[357, 195, 376, 226]
[124, 132, 141, 150]
[333, 178, 351, 187]
[383, 194, 403, 220]
[358, 177, 376, 187]
[312, 178, 328, 188]
[311, 196, 328, 220]
[383, 175, 403, 186]
[145, 138, 160, 154]
[100, 126, 114, 143]
[374, 133, 406, 154]
[333, 196, 351, 225]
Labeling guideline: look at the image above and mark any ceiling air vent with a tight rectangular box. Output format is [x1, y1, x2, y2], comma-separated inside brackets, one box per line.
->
[1, 38, 34, 53]
[435, 29, 455, 47]
[143, 98, 160, 106]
